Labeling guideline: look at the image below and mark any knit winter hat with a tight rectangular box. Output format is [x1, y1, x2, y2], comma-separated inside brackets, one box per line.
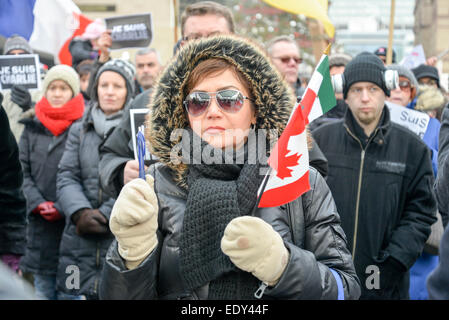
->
[92, 59, 136, 104]
[343, 52, 389, 99]
[3, 35, 33, 55]
[386, 64, 419, 89]
[411, 64, 440, 88]
[42, 64, 80, 96]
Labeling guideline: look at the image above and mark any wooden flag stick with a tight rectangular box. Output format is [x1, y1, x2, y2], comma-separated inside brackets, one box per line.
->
[324, 43, 331, 55]
[387, 0, 396, 65]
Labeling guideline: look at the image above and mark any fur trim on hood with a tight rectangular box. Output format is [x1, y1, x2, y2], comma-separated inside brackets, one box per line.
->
[145, 35, 297, 187]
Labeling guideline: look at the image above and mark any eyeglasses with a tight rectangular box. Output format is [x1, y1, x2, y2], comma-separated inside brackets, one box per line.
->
[273, 56, 302, 64]
[183, 89, 252, 117]
[398, 80, 412, 91]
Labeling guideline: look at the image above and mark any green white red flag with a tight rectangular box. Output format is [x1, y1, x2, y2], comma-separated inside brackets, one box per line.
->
[258, 49, 336, 208]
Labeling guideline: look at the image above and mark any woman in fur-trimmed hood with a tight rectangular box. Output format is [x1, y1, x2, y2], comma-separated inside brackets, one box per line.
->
[100, 35, 360, 300]
[147, 34, 294, 187]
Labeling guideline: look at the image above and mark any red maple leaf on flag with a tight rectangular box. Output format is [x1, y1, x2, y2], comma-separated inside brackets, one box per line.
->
[275, 148, 302, 179]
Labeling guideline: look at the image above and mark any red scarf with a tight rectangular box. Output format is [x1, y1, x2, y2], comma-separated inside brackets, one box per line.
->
[35, 93, 85, 136]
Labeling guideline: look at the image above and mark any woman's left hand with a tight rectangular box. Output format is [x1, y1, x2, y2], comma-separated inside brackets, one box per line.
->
[221, 216, 289, 286]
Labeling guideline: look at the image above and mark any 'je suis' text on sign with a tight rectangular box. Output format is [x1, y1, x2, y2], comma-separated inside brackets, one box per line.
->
[0, 54, 41, 90]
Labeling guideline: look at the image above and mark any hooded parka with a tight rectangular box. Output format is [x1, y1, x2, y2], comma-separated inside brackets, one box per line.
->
[99, 35, 361, 300]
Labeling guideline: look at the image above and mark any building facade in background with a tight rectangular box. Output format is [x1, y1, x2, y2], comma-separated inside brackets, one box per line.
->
[329, 0, 415, 61]
[414, 0, 449, 88]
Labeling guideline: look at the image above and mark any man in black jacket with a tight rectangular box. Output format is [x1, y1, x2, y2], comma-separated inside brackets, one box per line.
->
[312, 52, 437, 299]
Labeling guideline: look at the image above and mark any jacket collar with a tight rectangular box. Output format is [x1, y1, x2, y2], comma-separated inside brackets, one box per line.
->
[343, 104, 391, 147]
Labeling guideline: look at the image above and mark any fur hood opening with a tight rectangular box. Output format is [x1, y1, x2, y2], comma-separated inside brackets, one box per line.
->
[145, 34, 308, 186]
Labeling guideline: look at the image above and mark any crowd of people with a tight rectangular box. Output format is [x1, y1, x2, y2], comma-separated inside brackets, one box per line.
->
[1, 1, 448, 301]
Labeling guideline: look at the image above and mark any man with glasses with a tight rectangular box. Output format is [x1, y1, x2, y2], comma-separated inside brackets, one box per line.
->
[266, 36, 304, 97]
[313, 52, 437, 300]
[265, 35, 328, 178]
[99, 1, 235, 198]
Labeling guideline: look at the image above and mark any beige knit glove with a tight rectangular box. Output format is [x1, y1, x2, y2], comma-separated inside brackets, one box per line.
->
[109, 175, 159, 270]
[221, 216, 289, 286]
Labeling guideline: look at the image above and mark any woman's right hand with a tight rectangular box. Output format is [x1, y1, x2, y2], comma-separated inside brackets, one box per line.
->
[110, 175, 159, 270]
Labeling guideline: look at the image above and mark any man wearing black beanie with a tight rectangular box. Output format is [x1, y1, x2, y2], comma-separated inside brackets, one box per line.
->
[313, 52, 437, 300]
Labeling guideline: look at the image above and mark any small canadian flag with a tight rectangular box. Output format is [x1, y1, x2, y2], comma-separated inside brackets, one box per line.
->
[257, 102, 310, 208]
[258, 46, 336, 208]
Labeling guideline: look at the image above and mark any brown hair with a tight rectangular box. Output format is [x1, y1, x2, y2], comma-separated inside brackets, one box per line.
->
[184, 58, 252, 100]
[181, 1, 235, 36]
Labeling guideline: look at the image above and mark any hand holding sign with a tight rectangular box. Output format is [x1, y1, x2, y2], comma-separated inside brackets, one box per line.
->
[11, 85, 32, 111]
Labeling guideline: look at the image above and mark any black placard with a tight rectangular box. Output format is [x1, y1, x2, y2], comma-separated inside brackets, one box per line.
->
[105, 13, 153, 50]
[0, 54, 41, 90]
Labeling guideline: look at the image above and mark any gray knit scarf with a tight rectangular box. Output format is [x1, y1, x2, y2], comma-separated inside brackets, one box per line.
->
[91, 104, 124, 138]
[179, 129, 264, 299]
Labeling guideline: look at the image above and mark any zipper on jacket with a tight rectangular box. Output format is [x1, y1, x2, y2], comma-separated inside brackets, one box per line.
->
[254, 282, 268, 299]
[344, 126, 380, 261]
[352, 149, 365, 259]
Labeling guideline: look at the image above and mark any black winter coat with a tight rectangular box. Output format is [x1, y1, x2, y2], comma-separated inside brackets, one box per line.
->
[99, 164, 361, 300]
[99, 89, 156, 198]
[56, 105, 116, 297]
[68, 38, 97, 71]
[313, 107, 437, 299]
[435, 104, 449, 227]
[0, 105, 27, 256]
[18, 113, 68, 275]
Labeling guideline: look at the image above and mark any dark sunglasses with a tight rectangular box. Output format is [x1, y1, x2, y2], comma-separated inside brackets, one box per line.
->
[183, 89, 252, 117]
[274, 56, 302, 64]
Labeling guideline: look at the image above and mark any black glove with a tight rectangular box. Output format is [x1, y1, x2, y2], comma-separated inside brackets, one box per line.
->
[11, 85, 32, 111]
[378, 257, 406, 291]
[72, 208, 109, 236]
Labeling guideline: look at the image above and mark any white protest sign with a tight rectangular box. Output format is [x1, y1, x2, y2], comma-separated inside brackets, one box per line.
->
[0, 54, 41, 90]
[400, 45, 427, 69]
[386, 101, 430, 139]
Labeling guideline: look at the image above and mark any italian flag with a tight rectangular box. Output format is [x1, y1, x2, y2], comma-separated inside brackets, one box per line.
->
[257, 48, 336, 208]
[301, 53, 336, 124]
